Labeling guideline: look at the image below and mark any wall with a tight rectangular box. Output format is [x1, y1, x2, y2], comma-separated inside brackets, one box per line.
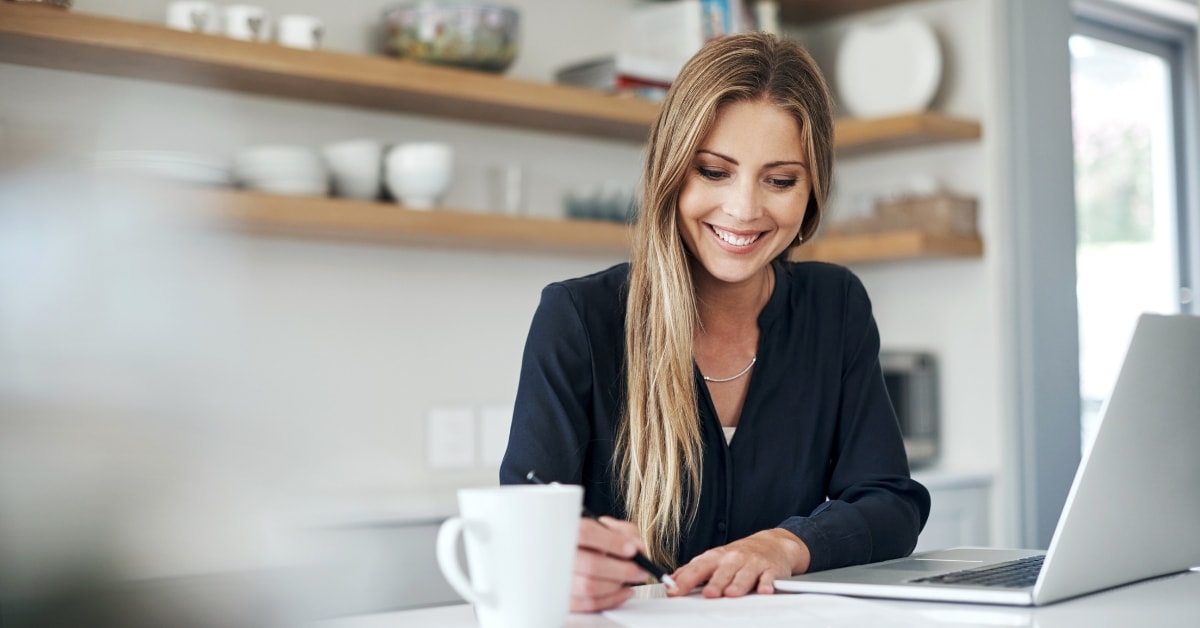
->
[791, 0, 1016, 546]
[0, 0, 1020, 598]
[0, 0, 642, 504]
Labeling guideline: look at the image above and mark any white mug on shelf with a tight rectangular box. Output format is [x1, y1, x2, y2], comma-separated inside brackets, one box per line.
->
[276, 14, 324, 50]
[221, 4, 271, 42]
[436, 485, 581, 628]
[165, 1, 216, 34]
[384, 142, 453, 210]
[487, 163, 526, 215]
[321, 139, 383, 200]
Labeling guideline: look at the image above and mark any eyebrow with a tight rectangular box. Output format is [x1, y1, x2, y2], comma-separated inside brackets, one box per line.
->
[696, 149, 807, 169]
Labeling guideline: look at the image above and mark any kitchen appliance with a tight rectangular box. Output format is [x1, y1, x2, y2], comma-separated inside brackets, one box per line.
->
[879, 350, 939, 468]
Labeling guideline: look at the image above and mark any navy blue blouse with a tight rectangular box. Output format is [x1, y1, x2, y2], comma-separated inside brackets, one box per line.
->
[499, 260, 930, 572]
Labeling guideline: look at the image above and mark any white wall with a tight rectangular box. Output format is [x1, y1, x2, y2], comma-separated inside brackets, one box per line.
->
[0, 0, 642, 502]
[792, 0, 1016, 546]
[0, 0, 1019, 561]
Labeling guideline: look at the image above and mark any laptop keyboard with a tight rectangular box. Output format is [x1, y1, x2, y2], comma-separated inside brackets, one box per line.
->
[911, 555, 1045, 588]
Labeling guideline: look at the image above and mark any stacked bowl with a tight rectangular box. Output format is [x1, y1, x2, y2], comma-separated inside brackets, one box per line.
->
[232, 145, 329, 196]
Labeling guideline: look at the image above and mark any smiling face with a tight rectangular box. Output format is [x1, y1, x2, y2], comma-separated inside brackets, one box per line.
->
[676, 98, 811, 288]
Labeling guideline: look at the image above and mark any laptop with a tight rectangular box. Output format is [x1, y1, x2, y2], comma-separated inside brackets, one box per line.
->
[776, 313, 1200, 606]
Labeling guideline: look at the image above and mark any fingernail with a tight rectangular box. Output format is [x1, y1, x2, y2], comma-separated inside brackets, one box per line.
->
[622, 542, 637, 556]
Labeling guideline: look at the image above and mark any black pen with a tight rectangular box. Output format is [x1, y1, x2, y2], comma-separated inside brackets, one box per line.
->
[525, 469, 678, 590]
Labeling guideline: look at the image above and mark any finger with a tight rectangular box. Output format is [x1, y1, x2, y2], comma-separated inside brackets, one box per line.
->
[722, 564, 765, 598]
[571, 571, 626, 601]
[700, 559, 734, 600]
[571, 586, 634, 613]
[577, 518, 640, 558]
[596, 516, 645, 550]
[702, 553, 745, 598]
[574, 548, 650, 585]
[757, 570, 777, 595]
[667, 553, 718, 597]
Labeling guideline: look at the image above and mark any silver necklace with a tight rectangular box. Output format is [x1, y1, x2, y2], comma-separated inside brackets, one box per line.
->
[702, 356, 757, 383]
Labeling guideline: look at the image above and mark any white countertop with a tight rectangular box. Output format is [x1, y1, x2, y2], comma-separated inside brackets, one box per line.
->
[315, 570, 1200, 628]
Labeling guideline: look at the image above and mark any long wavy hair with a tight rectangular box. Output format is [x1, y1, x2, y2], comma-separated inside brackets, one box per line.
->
[617, 32, 835, 569]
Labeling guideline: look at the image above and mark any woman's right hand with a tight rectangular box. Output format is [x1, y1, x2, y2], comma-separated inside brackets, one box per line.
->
[570, 516, 651, 612]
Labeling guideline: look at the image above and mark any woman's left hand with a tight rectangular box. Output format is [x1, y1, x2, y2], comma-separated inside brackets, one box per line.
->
[666, 528, 812, 598]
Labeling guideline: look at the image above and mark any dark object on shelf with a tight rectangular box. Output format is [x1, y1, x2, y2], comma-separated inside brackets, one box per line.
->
[564, 183, 638, 224]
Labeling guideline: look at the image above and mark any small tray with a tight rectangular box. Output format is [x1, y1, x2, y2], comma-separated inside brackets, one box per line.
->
[826, 193, 977, 236]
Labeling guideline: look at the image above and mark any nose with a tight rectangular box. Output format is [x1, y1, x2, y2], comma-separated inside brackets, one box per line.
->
[722, 176, 763, 223]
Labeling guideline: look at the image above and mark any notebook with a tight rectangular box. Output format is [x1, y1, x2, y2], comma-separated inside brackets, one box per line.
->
[776, 313, 1200, 606]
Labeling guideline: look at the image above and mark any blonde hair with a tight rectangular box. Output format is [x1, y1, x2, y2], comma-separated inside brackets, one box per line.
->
[618, 32, 835, 569]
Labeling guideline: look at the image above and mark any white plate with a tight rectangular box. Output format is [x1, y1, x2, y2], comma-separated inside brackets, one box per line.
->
[93, 150, 233, 186]
[836, 17, 942, 119]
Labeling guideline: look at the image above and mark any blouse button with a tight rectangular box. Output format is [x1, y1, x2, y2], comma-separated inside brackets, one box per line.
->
[716, 520, 727, 533]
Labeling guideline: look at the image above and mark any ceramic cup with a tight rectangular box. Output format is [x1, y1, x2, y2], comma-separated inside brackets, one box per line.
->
[437, 485, 582, 628]
[165, 1, 216, 33]
[321, 139, 383, 200]
[487, 163, 526, 215]
[384, 142, 453, 210]
[221, 4, 271, 42]
[276, 14, 324, 50]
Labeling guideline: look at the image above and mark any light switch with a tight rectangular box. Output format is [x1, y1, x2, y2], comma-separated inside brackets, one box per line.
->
[426, 406, 475, 470]
[479, 404, 514, 466]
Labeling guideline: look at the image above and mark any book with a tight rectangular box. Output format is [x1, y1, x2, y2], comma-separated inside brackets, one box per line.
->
[553, 54, 672, 102]
[620, 1, 748, 81]
[554, 54, 677, 88]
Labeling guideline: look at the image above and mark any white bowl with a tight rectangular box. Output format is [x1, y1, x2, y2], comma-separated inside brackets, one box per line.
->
[384, 142, 453, 210]
[234, 145, 327, 189]
[244, 178, 329, 196]
[322, 139, 384, 200]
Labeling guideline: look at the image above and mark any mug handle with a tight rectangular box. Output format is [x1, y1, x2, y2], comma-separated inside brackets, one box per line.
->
[436, 516, 488, 606]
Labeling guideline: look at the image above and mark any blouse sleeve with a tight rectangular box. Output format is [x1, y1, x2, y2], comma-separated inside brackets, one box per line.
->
[776, 273, 931, 572]
[499, 283, 594, 486]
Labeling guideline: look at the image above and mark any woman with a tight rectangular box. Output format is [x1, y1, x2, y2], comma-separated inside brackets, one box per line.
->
[500, 32, 930, 611]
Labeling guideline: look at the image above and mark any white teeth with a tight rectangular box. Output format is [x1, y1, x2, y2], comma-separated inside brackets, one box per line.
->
[712, 225, 760, 246]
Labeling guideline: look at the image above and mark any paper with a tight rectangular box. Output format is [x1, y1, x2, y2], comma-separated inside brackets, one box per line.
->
[603, 593, 933, 628]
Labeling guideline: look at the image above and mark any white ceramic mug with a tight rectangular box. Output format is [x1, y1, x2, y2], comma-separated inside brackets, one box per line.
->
[321, 139, 383, 200]
[437, 485, 581, 628]
[165, 1, 216, 33]
[384, 142, 453, 210]
[221, 4, 271, 42]
[276, 14, 324, 50]
[487, 163, 526, 215]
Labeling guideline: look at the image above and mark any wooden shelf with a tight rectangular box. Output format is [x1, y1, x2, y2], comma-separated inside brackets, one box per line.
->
[793, 230, 984, 264]
[1, 4, 985, 265]
[188, 188, 632, 256]
[184, 188, 980, 264]
[778, 0, 919, 24]
[0, 3, 657, 142]
[836, 113, 982, 156]
[0, 4, 981, 154]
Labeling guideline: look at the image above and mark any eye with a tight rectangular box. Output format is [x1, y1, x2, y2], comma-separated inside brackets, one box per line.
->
[697, 167, 729, 181]
[767, 177, 797, 189]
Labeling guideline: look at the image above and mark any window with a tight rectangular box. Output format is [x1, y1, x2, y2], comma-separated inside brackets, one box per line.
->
[1070, 5, 1197, 450]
